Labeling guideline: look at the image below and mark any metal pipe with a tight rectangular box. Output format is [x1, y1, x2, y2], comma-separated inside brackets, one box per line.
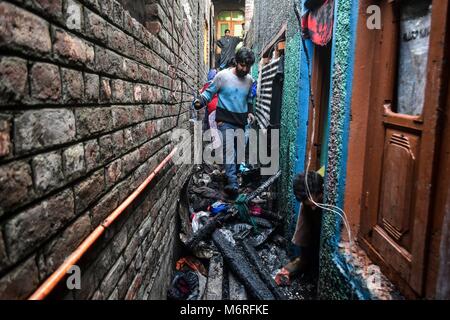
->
[28, 147, 178, 300]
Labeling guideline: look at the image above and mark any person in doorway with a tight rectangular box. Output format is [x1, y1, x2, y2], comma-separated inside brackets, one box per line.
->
[276, 171, 323, 284]
[217, 29, 242, 70]
[194, 47, 256, 198]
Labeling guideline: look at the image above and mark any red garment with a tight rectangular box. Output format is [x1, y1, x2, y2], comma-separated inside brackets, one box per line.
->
[201, 82, 218, 114]
[301, 0, 334, 46]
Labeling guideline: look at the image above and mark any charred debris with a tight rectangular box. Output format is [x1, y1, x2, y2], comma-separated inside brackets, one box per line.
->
[167, 164, 317, 300]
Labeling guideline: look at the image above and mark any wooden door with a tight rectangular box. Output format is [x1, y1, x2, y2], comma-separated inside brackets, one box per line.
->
[360, 0, 449, 297]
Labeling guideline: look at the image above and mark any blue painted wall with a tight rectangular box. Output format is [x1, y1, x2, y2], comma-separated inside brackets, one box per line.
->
[316, 0, 365, 299]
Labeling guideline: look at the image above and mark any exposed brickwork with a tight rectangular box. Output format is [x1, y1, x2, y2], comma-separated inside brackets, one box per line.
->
[0, 0, 207, 299]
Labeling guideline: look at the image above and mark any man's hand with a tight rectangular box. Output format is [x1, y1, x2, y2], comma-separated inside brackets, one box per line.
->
[193, 99, 202, 110]
[248, 113, 255, 124]
[193, 90, 204, 110]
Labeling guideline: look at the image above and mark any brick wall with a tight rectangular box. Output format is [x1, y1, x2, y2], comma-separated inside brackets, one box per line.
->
[0, 0, 208, 299]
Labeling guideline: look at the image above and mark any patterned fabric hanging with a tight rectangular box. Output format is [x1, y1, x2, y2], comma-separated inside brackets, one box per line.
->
[301, 0, 335, 46]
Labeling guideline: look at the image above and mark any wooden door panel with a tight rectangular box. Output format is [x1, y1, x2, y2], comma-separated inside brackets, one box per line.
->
[372, 225, 411, 280]
[379, 129, 419, 249]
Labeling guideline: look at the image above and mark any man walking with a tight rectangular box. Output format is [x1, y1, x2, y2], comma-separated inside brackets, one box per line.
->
[217, 29, 242, 69]
[194, 47, 256, 198]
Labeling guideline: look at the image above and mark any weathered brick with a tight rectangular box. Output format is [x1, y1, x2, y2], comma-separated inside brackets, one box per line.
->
[75, 107, 111, 138]
[129, 105, 144, 124]
[0, 161, 34, 216]
[100, 256, 125, 297]
[138, 141, 152, 163]
[138, 64, 152, 83]
[112, 79, 133, 103]
[100, 77, 112, 102]
[95, 47, 121, 76]
[62, 68, 84, 103]
[91, 289, 104, 300]
[0, 57, 28, 104]
[145, 21, 161, 35]
[14, 109, 76, 154]
[53, 28, 94, 65]
[135, 85, 145, 104]
[111, 106, 131, 129]
[84, 73, 99, 102]
[141, 85, 155, 103]
[4, 189, 75, 263]
[0, 256, 40, 300]
[64, 0, 82, 32]
[112, 0, 123, 27]
[0, 115, 12, 158]
[125, 274, 142, 300]
[84, 8, 107, 43]
[30, 63, 61, 102]
[132, 122, 147, 146]
[84, 139, 100, 171]
[0, 230, 9, 271]
[32, 151, 65, 194]
[26, 0, 63, 20]
[0, 2, 51, 54]
[115, 176, 132, 202]
[107, 24, 132, 55]
[122, 149, 140, 176]
[112, 130, 125, 156]
[143, 105, 155, 120]
[134, 246, 143, 271]
[123, 128, 136, 150]
[84, 0, 100, 11]
[63, 143, 85, 180]
[74, 170, 105, 213]
[99, 134, 114, 163]
[105, 158, 122, 188]
[111, 223, 128, 257]
[40, 213, 90, 275]
[123, 11, 140, 38]
[108, 288, 119, 300]
[144, 121, 156, 139]
[99, 0, 113, 19]
[91, 189, 119, 228]
[117, 272, 128, 299]
[122, 59, 138, 80]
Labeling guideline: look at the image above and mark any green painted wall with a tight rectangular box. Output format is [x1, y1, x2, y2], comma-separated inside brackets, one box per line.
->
[279, 34, 302, 238]
[318, 0, 362, 299]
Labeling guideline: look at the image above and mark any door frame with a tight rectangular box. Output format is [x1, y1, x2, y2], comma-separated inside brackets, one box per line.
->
[305, 43, 332, 172]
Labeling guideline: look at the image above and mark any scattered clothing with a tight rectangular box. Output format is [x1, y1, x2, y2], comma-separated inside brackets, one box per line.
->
[168, 257, 208, 300]
[210, 201, 229, 217]
[192, 211, 210, 233]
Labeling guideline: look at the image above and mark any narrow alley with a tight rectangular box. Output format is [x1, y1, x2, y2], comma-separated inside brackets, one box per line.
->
[0, 0, 450, 302]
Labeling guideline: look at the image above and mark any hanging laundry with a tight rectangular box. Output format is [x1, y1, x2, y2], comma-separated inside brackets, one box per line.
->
[301, 0, 335, 46]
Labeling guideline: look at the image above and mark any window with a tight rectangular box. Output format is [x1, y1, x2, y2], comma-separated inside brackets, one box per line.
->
[396, 0, 432, 115]
[216, 10, 245, 38]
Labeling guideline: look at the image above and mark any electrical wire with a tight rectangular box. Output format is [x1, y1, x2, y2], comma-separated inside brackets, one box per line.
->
[293, 2, 353, 248]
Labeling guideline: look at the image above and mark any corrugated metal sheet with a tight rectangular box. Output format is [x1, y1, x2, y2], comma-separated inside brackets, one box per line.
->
[255, 58, 280, 129]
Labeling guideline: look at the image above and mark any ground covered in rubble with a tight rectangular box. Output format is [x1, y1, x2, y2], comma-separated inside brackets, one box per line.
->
[167, 164, 317, 300]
